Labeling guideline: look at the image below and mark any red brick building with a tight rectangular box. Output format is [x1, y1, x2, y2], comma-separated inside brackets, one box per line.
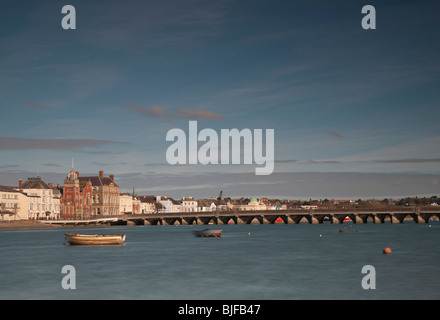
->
[78, 170, 120, 216]
[60, 169, 93, 219]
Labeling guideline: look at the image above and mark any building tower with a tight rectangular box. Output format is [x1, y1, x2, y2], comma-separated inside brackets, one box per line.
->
[60, 160, 93, 219]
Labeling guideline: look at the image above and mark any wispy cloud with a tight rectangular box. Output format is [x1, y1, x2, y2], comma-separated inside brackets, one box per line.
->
[275, 159, 297, 164]
[328, 131, 344, 139]
[126, 104, 169, 119]
[113, 171, 440, 200]
[25, 101, 51, 110]
[179, 108, 223, 120]
[125, 103, 223, 120]
[375, 158, 440, 164]
[0, 137, 128, 151]
[91, 161, 132, 167]
[43, 163, 63, 168]
[79, 0, 231, 50]
[302, 160, 341, 164]
[337, 136, 440, 165]
[0, 164, 19, 169]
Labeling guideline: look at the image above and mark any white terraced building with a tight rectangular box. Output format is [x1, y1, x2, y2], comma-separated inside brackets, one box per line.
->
[17, 176, 61, 220]
[0, 185, 29, 221]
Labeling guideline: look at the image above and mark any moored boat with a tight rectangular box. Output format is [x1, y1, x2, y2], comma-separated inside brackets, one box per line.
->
[65, 233, 126, 246]
[192, 229, 222, 237]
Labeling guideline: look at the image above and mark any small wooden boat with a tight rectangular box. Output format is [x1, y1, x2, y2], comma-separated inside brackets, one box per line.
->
[65, 233, 126, 246]
[192, 229, 222, 238]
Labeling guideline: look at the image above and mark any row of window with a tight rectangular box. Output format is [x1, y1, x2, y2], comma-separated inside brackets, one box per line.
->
[2, 194, 18, 199]
[62, 206, 119, 216]
[64, 195, 118, 204]
[29, 197, 56, 203]
[30, 204, 60, 211]
[66, 187, 119, 193]
[1, 203, 18, 209]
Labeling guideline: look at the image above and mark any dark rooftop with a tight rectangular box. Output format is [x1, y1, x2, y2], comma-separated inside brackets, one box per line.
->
[19, 177, 50, 189]
[0, 185, 21, 193]
[78, 176, 118, 187]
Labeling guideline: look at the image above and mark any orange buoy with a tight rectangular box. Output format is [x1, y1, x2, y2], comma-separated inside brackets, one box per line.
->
[383, 247, 392, 254]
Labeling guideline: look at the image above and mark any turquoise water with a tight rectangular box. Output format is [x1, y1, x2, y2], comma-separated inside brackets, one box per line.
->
[0, 222, 439, 300]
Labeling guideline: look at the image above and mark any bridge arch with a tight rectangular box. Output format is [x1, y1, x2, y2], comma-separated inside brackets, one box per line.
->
[226, 217, 237, 224]
[298, 216, 310, 223]
[182, 217, 197, 225]
[250, 217, 262, 224]
[260, 215, 287, 224]
[401, 213, 417, 223]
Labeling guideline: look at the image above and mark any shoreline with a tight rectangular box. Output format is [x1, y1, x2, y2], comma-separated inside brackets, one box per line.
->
[0, 220, 62, 230]
[0, 220, 112, 230]
[0, 220, 118, 230]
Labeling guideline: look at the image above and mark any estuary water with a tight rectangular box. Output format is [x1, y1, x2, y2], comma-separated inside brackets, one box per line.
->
[0, 222, 439, 300]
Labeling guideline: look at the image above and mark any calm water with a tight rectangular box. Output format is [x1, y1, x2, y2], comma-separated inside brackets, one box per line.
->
[0, 222, 439, 300]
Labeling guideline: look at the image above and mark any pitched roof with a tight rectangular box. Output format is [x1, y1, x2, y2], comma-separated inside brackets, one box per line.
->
[78, 176, 118, 187]
[0, 185, 21, 193]
[19, 177, 50, 189]
[137, 195, 156, 203]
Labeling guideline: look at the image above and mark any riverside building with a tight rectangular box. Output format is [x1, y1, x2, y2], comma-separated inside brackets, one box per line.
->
[78, 170, 120, 216]
[60, 169, 93, 219]
[18, 176, 61, 220]
[0, 185, 29, 221]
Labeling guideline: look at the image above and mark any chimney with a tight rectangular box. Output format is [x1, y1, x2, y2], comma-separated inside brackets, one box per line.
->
[99, 170, 104, 178]
[19, 179, 22, 187]
[109, 174, 114, 182]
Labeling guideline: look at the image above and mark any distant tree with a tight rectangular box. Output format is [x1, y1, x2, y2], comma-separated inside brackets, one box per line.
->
[154, 202, 163, 214]
[414, 197, 420, 205]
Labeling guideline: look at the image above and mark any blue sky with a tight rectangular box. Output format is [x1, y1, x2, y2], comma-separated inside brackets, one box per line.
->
[1, 0, 440, 199]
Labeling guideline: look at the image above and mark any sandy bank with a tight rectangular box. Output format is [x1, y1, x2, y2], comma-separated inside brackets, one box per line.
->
[0, 220, 61, 230]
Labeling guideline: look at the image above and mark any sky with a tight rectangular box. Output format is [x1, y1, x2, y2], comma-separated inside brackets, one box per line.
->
[0, 0, 439, 199]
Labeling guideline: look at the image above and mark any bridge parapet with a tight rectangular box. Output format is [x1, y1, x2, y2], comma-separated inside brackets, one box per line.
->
[112, 209, 440, 226]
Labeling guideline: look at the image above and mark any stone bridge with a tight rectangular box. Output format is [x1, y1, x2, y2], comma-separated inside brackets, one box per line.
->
[115, 208, 440, 226]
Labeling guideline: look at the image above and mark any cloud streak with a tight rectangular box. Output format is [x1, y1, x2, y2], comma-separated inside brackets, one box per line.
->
[375, 158, 440, 164]
[0, 137, 128, 151]
[125, 103, 223, 120]
[328, 131, 344, 139]
[25, 101, 51, 110]
[112, 171, 440, 200]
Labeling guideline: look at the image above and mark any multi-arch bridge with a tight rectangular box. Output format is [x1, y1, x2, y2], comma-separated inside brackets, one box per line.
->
[41, 208, 440, 226]
[117, 208, 440, 226]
